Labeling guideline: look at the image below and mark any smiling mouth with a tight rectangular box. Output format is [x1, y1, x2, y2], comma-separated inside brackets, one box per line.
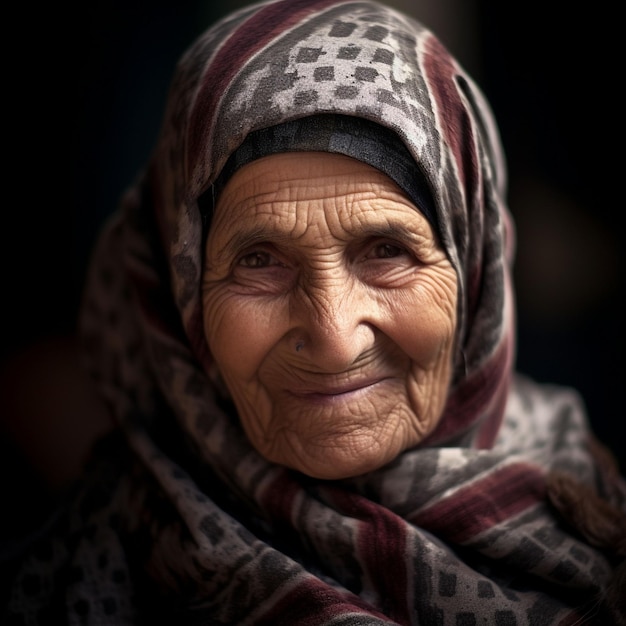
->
[289, 378, 388, 403]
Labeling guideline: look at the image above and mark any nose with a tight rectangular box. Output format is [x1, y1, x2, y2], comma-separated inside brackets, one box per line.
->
[290, 276, 376, 372]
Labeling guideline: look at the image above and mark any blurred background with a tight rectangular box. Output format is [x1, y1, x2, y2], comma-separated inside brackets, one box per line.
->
[2, 0, 623, 515]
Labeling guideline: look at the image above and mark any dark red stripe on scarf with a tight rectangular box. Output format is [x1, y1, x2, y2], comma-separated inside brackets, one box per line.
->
[328, 489, 411, 624]
[259, 575, 390, 625]
[255, 576, 389, 626]
[474, 363, 510, 448]
[422, 34, 477, 207]
[474, 318, 514, 448]
[426, 338, 511, 446]
[258, 473, 394, 622]
[261, 474, 411, 622]
[412, 462, 546, 544]
[189, 0, 346, 170]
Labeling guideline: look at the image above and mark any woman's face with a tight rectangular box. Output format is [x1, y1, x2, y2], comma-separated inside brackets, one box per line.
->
[202, 152, 457, 479]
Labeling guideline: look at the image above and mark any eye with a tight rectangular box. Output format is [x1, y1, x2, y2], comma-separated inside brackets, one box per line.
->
[237, 251, 281, 268]
[231, 246, 295, 295]
[365, 242, 409, 260]
[356, 238, 419, 287]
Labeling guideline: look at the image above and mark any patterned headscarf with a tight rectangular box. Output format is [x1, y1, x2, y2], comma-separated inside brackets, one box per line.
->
[7, 0, 625, 623]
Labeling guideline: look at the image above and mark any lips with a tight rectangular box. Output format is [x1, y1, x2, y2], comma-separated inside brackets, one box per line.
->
[288, 376, 389, 403]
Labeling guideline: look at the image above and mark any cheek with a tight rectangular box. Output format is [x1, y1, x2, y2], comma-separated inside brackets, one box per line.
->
[384, 281, 457, 367]
[390, 272, 458, 429]
[202, 290, 286, 381]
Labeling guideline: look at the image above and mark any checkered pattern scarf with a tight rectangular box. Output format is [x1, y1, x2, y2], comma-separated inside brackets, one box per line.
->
[7, 1, 625, 624]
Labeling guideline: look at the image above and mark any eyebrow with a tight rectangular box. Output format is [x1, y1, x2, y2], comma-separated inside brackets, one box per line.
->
[213, 219, 430, 262]
[214, 227, 291, 263]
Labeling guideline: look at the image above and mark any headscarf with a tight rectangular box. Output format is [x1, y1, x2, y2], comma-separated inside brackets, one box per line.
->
[6, 1, 626, 624]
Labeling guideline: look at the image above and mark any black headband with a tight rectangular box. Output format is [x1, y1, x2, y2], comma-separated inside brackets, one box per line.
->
[200, 114, 437, 234]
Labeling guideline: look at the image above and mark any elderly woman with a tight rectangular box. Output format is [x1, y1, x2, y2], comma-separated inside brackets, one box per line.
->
[4, 0, 625, 623]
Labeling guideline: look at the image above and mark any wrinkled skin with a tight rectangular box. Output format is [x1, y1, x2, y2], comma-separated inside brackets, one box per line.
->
[202, 152, 458, 479]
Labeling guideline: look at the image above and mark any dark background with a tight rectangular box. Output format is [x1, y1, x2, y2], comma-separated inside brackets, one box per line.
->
[2, 1, 623, 502]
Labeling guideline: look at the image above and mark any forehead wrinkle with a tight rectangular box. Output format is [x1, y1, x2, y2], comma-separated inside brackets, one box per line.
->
[209, 153, 437, 262]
